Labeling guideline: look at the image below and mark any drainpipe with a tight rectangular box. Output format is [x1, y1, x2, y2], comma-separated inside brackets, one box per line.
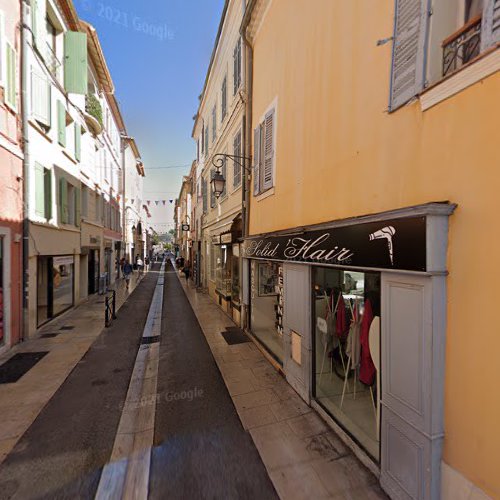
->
[21, 0, 30, 341]
[240, 0, 256, 330]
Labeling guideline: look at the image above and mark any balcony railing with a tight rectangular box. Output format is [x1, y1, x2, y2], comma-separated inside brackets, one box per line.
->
[442, 15, 482, 77]
[45, 42, 62, 81]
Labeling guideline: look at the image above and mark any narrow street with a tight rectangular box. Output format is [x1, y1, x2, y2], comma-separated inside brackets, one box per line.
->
[0, 262, 277, 499]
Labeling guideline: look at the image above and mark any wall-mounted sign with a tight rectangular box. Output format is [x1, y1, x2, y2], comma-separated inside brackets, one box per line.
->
[181, 224, 190, 231]
[243, 216, 427, 272]
[220, 233, 232, 244]
[211, 234, 220, 245]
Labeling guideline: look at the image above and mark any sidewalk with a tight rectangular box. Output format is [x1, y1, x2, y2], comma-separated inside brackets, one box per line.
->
[177, 271, 387, 500]
[0, 270, 145, 465]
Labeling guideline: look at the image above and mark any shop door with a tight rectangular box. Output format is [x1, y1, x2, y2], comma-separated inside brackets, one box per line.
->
[88, 250, 99, 295]
[282, 263, 311, 403]
[380, 273, 443, 500]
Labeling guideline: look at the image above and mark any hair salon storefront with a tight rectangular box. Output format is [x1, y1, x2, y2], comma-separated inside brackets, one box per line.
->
[243, 203, 455, 497]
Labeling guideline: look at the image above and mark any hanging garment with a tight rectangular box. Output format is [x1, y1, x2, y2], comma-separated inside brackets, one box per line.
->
[359, 299, 376, 385]
[336, 294, 348, 338]
[346, 302, 362, 369]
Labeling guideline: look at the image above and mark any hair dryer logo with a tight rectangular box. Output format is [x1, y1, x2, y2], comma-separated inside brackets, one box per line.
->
[369, 226, 396, 265]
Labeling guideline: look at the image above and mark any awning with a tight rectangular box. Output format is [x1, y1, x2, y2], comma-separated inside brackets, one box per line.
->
[210, 214, 242, 245]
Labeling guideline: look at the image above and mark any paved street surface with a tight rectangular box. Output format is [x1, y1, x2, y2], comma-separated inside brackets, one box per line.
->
[0, 260, 386, 499]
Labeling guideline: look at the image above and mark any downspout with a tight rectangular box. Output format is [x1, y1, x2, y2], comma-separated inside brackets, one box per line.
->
[21, 0, 30, 341]
[240, 0, 256, 330]
[121, 137, 126, 264]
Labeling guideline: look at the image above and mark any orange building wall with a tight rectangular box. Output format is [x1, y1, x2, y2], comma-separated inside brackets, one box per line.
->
[248, 0, 500, 497]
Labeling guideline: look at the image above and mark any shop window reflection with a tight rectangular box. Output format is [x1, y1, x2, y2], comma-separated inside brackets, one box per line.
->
[314, 267, 381, 461]
[250, 261, 283, 363]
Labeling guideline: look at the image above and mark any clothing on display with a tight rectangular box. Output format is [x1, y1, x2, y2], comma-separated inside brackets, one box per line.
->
[359, 299, 376, 385]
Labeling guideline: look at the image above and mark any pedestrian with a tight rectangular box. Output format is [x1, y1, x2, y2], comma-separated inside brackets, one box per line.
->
[182, 264, 190, 284]
[137, 257, 144, 277]
[123, 259, 133, 289]
[145, 256, 150, 272]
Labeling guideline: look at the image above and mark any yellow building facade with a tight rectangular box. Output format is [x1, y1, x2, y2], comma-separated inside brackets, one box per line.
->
[242, 0, 500, 499]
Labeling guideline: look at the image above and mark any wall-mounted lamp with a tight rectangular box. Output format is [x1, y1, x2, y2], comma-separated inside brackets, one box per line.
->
[211, 153, 252, 199]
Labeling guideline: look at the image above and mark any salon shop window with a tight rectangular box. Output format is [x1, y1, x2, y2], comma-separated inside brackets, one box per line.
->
[250, 260, 284, 363]
[313, 267, 381, 461]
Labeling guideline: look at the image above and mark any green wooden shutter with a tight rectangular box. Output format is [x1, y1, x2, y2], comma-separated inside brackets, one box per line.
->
[64, 31, 88, 95]
[389, 0, 429, 111]
[5, 43, 16, 110]
[31, 0, 46, 50]
[31, 68, 51, 127]
[57, 100, 66, 146]
[35, 163, 45, 215]
[59, 177, 68, 224]
[75, 187, 81, 227]
[75, 123, 81, 161]
[44, 168, 52, 219]
[253, 126, 261, 196]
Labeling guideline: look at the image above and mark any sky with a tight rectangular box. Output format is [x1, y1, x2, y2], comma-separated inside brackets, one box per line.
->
[74, 0, 225, 233]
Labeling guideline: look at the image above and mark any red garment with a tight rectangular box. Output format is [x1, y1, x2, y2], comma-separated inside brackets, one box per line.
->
[336, 294, 348, 338]
[359, 299, 376, 385]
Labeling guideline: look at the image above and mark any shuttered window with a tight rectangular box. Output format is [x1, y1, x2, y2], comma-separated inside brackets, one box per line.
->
[253, 107, 275, 195]
[253, 125, 261, 196]
[59, 177, 68, 224]
[57, 100, 66, 146]
[210, 169, 215, 208]
[63, 31, 88, 95]
[75, 123, 81, 161]
[204, 124, 209, 156]
[211, 105, 217, 143]
[233, 130, 242, 187]
[221, 76, 227, 121]
[202, 178, 207, 213]
[233, 38, 241, 95]
[5, 43, 17, 110]
[262, 109, 275, 191]
[389, 0, 429, 111]
[31, 68, 51, 127]
[31, 0, 46, 50]
[482, 0, 500, 49]
[35, 163, 45, 216]
[0, 11, 5, 86]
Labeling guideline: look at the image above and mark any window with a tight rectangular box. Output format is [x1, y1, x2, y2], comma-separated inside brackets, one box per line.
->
[210, 244, 216, 281]
[211, 105, 217, 143]
[81, 186, 88, 218]
[221, 75, 227, 121]
[233, 130, 242, 187]
[5, 43, 17, 110]
[210, 169, 216, 208]
[31, 68, 51, 128]
[204, 124, 209, 156]
[389, 0, 500, 109]
[67, 183, 75, 225]
[233, 38, 242, 95]
[35, 163, 52, 219]
[253, 107, 275, 196]
[202, 178, 208, 213]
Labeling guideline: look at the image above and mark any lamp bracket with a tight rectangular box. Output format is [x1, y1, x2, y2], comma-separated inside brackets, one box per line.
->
[212, 153, 252, 173]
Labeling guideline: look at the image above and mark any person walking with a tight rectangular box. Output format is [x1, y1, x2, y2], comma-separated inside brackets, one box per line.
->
[182, 263, 191, 284]
[137, 257, 144, 277]
[123, 259, 133, 290]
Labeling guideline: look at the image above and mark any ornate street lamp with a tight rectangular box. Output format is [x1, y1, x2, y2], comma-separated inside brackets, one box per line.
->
[211, 153, 252, 198]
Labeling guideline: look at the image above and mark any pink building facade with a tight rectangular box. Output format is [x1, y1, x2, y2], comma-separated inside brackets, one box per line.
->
[0, 0, 23, 353]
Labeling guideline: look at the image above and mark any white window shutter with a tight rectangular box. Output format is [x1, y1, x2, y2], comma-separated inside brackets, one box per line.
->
[262, 109, 275, 191]
[31, 68, 51, 126]
[253, 126, 261, 196]
[481, 0, 500, 50]
[32, 0, 46, 50]
[389, 0, 429, 111]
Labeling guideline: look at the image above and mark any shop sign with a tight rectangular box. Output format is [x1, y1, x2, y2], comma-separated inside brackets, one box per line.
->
[243, 216, 427, 272]
[276, 265, 284, 336]
[90, 236, 100, 245]
[211, 234, 221, 245]
[220, 233, 232, 244]
[181, 224, 190, 231]
[53, 256, 74, 266]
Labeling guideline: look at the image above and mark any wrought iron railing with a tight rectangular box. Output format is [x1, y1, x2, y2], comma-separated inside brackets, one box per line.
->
[45, 42, 62, 81]
[442, 16, 482, 77]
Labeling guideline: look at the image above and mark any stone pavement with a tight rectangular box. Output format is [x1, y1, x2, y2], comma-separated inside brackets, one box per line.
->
[0, 270, 145, 466]
[177, 268, 388, 500]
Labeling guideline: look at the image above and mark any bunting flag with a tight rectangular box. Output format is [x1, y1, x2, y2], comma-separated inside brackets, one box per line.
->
[147, 200, 151, 205]
[169, 200, 173, 204]
[131, 199, 135, 204]
[162, 201, 166, 205]
[155, 201, 159, 206]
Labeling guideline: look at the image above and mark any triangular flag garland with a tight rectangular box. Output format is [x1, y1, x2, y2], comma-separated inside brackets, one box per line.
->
[162, 201, 166, 205]
[147, 200, 151, 205]
[155, 201, 159, 205]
